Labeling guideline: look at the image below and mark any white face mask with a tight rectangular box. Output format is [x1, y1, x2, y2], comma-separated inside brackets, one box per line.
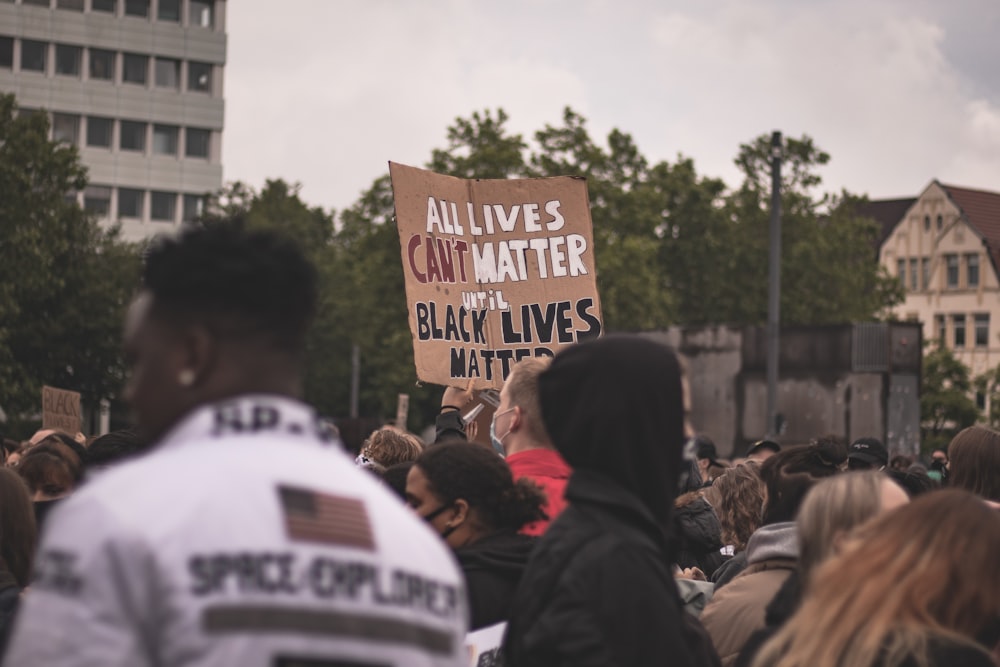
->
[489, 408, 515, 457]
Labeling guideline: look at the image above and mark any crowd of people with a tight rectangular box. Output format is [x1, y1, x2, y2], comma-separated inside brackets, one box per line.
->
[1, 221, 999, 666]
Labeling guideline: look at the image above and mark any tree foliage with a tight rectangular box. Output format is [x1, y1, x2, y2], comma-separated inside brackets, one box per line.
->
[974, 364, 1000, 431]
[1, 95, 910, 438]
[0, 94, 140, 429]
[921, 343, 980, 452]
[212, 108, 905, 434]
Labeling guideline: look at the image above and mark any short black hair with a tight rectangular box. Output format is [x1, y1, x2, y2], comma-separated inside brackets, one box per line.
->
[86, 430, 146, 470]
[416, 443, 546, 532]
[143, 221, 318, 355]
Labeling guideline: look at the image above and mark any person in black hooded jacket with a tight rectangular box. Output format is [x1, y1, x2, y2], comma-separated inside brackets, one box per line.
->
[405, 442, 546, 630]
[674, 460, 725, 576]
[502, 335, 718, 667]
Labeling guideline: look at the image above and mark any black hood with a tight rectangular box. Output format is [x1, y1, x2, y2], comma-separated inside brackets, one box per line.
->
[538, 335, 686, 523]
[455, 531, 536, 576]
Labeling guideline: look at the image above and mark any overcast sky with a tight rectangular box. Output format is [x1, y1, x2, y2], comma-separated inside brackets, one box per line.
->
[222, 0, 1000, 213]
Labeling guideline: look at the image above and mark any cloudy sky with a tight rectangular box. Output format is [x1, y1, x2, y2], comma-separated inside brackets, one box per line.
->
[222, 0, 1000, 213]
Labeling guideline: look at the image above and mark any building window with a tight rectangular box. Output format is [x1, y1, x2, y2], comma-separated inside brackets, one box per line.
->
[89, 49, 115, 80]
[953, 314, 966, 348]
[975, 314, 990, 348]
[909, 258, 918, 291]
[122, 53, 148, 85]
[921, 257, 930, 290]
[55, 44, 82, 76]
[52, 113, 80, 145]
[936, 214, 943, 231]
[156, 0, 179, 21]
[91, 0, 116, 12]
[976, 391, 986, 411]
[154, 57, 180, 89]
[924, 215, 930, 232]
[84, 185, 112, 216]
[0, 38, 12, 70]
[935, 314, 946, 343]
[966, 253, 980, 288]
[21, 40, 48, 73]
[187, 61, 212, 93]
[185, 127, 210, 158]
[182, 193, 204, 222]
[190, 0, 213, 27]
[86, 116, 113, 147]
[152, 124, 178, 155]
[945, 254, 959, 288]
[150, 191, 176, 221]
[124, 0, 149, 17]
[22, 0, 51, 6]
[119, 120, 146, 152]
[117, 188, 143, 218]
[56, 0, 84, 10]
[897, 258, 905, 282]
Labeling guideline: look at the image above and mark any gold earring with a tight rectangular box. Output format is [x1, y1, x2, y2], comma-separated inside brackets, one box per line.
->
[178, 369, 196, 387]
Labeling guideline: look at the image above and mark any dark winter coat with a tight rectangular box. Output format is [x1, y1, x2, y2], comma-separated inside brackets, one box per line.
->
[504, 336, 718, 667]
[701, 523, 798, 667]
[711, 551, 747, 588]
[674, 492, 725, 575]
[454, 530, 535, 631]
[502, 471, 706, 667]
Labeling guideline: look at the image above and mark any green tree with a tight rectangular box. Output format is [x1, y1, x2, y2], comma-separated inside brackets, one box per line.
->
[0, 94, 140, 429]
[428, 109, 527, 179]
[199, 110, 909, 435]
[723, 134, 904, 326]
[974, 364, 1000, 430]
[531, 109, 675, 330]
[921, 343, 980, 452]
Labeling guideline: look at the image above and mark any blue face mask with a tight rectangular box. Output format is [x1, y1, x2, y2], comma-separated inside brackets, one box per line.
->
[489, 408, 514, 457]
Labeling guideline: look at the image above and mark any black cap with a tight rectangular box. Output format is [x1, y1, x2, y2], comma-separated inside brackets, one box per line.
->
[848, 437, 889, 468]
[747, 439, 781, 457]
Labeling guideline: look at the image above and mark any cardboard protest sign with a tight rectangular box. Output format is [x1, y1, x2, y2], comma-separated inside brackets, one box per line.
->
[42, 385, 81, 434]
[390, 162, 603, 389]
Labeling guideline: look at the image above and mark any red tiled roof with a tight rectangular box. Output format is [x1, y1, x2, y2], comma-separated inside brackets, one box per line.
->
[857, 197, 917, 248]
[940, 183, 1000, 272]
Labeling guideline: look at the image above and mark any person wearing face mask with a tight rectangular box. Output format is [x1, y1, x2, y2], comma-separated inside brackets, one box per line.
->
[436, 358, 572, 536]
[405, 442, 546, 631]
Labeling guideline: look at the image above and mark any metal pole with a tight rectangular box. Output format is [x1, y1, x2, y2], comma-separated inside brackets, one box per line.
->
[766, 131, 782, 438]
[350, 344, 360, 419]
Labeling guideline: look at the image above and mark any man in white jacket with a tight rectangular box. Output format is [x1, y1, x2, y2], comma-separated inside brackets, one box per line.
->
[5, 223, 468, 667]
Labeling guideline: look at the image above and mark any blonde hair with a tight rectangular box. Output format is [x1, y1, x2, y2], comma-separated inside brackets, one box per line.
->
[795, 471, 888, 583]
[505, 357, 553, 443]
[753, 490, 1000, 667]
[360, 427, 423, 468]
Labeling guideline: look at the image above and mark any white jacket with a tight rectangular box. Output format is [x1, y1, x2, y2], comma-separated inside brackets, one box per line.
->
[5, 396, 468, 667]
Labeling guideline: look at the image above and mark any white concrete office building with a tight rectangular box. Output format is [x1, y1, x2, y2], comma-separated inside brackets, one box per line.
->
[0, 0, 225, 241]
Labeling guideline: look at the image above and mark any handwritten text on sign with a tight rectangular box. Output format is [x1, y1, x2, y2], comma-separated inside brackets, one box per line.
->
[391, 163, 602, 388]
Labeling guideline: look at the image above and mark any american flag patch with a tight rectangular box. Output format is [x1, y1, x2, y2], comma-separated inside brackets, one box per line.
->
[277, 485, 375, 551]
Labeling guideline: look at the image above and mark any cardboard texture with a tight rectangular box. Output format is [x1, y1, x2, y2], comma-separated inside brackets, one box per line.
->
[41, 385, 81, 434]
[390, 162, 603, 389]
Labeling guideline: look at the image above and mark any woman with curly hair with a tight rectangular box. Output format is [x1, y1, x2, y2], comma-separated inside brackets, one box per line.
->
[752, 490, 1000, 667]
[704, 461, 764, 560]
[405, 442, 545, 630]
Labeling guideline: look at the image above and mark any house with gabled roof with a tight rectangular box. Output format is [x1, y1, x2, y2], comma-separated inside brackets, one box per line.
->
[877, 180, 1000, 408]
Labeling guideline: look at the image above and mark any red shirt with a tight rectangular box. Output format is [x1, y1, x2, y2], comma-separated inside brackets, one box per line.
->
[507, 448, 572, 536]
